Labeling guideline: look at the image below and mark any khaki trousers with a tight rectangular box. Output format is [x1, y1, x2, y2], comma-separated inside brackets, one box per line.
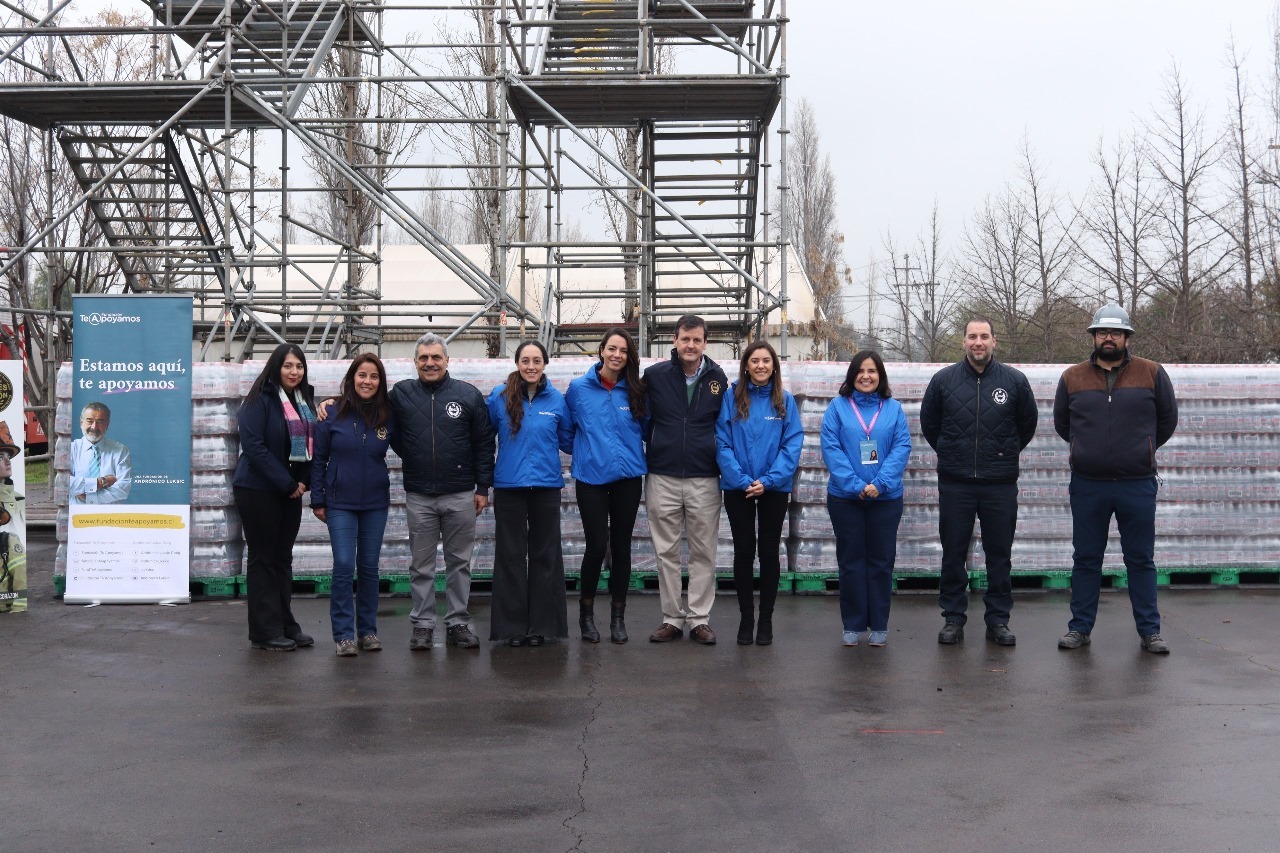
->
[646, 473, 722, 628]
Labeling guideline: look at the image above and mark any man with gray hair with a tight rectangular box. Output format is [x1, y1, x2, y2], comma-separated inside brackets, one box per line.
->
[70, 402, 132, 504]
[393, 332, 495, 650]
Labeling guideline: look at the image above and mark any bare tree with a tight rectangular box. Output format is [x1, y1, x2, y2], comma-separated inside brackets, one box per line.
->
[954, 188, 1033, 360]
[911, 202, 963, 361]
[1219, 36, 1271, 359]
[785, 97, 846, 352]
[1017, 139, 1080, 361]
[878, 204, 959, 362]
[1074, 133, 1158, 315]
[1141, 64, 1231, 360]
[300, 36, 428, 256]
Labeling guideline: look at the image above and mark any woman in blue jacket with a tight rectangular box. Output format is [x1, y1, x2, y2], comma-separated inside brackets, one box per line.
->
[715, 340, 803, 646]
[821, 350, 912, 648]
[564, 327, 647, 644]
[311, 354, 396, 657]
[486, 340, 574, 646]
[233, 343, 317, 652]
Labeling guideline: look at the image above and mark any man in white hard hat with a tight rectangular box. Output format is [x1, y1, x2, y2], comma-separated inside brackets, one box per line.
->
[1053, 305, 1178, 654]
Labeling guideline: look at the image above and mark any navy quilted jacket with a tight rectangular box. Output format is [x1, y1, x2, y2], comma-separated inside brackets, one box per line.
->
[389, 374, 495, 496]
[919, 359, 1038, 482]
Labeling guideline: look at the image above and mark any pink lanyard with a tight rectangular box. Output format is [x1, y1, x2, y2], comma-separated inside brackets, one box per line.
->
[849, 397, 883, 439]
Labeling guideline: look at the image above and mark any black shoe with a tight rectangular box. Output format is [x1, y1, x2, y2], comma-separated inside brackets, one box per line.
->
[507, 636, 526, 647]
[938, 621, 964, 644]
[609, 603, 628, 644]
[409, 626, 433, 650]
[985, 624, 1016, 646]
[288, 632, 314, 648]
[251, 637, 297, 651]
[579, 598, 600, 643]
[756, 612, 773, 646]
[446, 624, 480, 649]
[737, 612, 754, 645]
[526, 635, 544, 647]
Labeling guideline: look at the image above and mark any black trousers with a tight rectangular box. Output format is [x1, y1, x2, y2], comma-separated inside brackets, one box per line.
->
[575, 477, 643, 605]
[235, 486, 303, 643]
[722, 489, 789, 614]
[490, 487, 569, 640]
[937, 479, 1018, 627]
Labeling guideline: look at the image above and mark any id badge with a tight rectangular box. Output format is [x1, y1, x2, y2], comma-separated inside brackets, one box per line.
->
[859, 440, 880, 465]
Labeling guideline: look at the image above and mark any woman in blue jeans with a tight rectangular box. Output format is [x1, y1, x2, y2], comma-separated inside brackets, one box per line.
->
[311, 354, 396, 657]
[821, 350, 911, 648]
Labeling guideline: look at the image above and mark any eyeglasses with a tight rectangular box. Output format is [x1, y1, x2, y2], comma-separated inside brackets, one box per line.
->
[1094, 329, 1127, 339]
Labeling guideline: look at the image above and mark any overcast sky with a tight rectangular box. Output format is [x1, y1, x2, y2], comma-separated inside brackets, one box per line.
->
[786, 0, 1276, 314]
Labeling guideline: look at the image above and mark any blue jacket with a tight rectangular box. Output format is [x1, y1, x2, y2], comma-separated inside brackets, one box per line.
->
[233, 383, 314, 495]
[565, 363, 647, 485]
[821, 391, 912, 501]
[715, 381, 803, 493]
[643, 351, 729, 478]
[486, 379, 574, 489]
[310, 407, 395, 511]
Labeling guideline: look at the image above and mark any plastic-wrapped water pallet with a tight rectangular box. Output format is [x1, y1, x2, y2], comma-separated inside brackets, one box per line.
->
[52, 359, 1280, 592]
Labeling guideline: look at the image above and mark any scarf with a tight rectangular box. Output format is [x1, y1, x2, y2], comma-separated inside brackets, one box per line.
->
[279, 387, 316, 462]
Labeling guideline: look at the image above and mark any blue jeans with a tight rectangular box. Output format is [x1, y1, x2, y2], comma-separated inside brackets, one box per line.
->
[326, 507, 389, 642]
[827, 494, 904, 633]
[1068, 475, 1160, 636]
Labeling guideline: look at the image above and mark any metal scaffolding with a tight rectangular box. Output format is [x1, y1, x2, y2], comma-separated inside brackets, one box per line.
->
[0, 0, 788, 377]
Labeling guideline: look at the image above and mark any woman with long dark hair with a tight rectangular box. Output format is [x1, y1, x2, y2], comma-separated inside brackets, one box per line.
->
[714, 340, 803, 645]
[311, 354, 396, 657]
[234, 343, 318, 651]
[821, 350, 911, 648]
[485, 340, 574, 646]
[564, 327, 647, 643]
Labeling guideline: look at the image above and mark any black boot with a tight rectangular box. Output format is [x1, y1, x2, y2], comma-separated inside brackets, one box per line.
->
[756, 610, 773, 646]
[579, 598, 600, 643]
[737, 608, 755, 645]
[609, 602, 628, 644]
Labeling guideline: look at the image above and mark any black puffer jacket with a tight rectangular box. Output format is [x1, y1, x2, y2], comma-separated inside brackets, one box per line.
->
[919, 359, 1038, 483]
[389, 374, 495, 496]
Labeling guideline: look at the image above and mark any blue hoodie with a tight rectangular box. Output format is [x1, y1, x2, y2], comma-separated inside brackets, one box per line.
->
[486, 378, 574, 490]
[310, 407, 396, 511]
[564, 363, 648, 485]
[715, 381, 803, 492]
[821, 391, 912, 500]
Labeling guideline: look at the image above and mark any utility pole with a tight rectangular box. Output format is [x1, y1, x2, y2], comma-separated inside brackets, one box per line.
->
[892, 253, 939, 362]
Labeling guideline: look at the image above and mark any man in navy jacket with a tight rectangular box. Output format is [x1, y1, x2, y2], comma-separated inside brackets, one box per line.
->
[644, 315, 729, 645]
[394, 332, 495, 651]
[920, 318, 1038, 647]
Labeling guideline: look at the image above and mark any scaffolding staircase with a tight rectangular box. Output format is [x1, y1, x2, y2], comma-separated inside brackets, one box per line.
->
[508, 0, 779, 353]
[59, 131, 224, 293]
[540, 0, 641, 75]
[649, 120, 761, 325]
[156, 0, 369, 118]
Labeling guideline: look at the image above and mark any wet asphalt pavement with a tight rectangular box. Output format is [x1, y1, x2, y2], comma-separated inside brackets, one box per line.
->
[6, 529, 1280, 852]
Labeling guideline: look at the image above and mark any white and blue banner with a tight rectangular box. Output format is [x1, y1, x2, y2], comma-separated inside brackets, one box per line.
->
[66, 295, 192, 604]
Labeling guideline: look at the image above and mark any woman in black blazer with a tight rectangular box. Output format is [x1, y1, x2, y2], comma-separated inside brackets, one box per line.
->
[233, 343, 318, 651]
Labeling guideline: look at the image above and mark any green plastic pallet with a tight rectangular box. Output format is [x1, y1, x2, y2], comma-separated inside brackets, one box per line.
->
[189, 577, 237, 599]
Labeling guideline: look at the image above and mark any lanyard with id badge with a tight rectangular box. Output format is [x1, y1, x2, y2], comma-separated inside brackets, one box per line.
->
[849, 397, 882, 465]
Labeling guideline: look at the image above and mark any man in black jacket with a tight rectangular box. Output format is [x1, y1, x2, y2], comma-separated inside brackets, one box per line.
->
[396, 332, 496, 650]
[920, 318, 1038, 646]
[644, 315, 728, 645]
